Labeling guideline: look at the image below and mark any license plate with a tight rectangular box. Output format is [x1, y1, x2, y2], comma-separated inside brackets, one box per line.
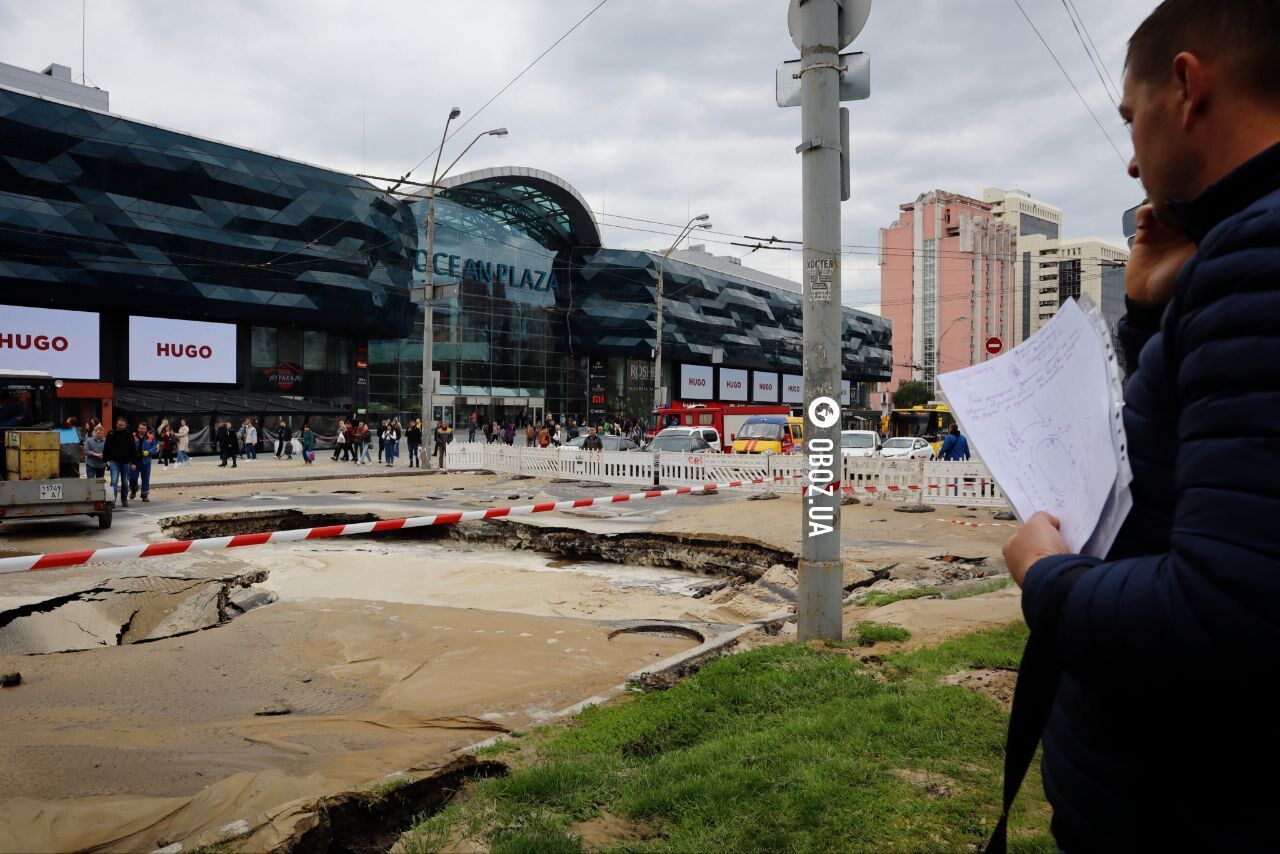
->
[39, 483, 63, 501]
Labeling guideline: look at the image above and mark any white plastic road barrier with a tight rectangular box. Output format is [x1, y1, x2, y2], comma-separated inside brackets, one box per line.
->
[443, 445, 1009, 508]
[0, 476, 794, 574]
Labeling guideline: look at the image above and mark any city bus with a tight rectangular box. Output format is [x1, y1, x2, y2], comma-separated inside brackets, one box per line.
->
[887, 404, 955, 455]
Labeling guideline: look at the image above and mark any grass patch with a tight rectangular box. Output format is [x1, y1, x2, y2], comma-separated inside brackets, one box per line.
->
[399, 623, 1051, 852]
[946, 576, 1014, 599]
[853, 620, 912, 645]
[366, 775, 414, 797]
[852, 586, 941, 608]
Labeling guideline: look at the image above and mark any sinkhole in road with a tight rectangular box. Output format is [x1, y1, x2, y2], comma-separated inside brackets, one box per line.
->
[1, 507, 799, 656]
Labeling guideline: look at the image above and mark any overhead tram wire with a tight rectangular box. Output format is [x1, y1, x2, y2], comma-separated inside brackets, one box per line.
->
[257, 0, 612, 269]
[1060, 0, 1120, 109]
[397, 0, 612, 189]
[1066, 0, 1124, 103]
[1011, 0, 1129, 167]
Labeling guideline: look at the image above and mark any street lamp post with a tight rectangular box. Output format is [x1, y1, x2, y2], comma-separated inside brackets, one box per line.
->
[653, 214, 712, 409]
[932, 314, 971, 389]
[420, 114, 507, 459]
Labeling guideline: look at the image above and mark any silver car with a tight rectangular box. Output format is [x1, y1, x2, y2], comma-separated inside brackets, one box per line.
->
[878, 436, 936, 460]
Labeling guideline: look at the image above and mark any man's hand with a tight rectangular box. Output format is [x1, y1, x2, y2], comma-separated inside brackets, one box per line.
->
[1126, 204, 1196, 306]
[1003, 512, 1070, 587]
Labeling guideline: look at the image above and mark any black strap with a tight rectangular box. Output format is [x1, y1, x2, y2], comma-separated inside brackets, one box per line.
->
[987, 564, 1093, 853]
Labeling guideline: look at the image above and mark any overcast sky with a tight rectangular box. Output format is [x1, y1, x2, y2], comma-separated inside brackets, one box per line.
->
[1, 0, 1156, 314]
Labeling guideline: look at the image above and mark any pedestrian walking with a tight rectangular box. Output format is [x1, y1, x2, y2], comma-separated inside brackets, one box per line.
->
[582, 426, 604, 452]
[218, 419, 238, 468]
[503, 422, 515, 445]
[332, 419, 347, 461]
[103, 417, 135, 506]
[157, 424, 176, 468]
[468, 416, 477, 443]
[406, 419, 422, 468]
[482, 420, 493, 444]
[83, 423, 106, 480]
[176, 419, 190, 465]
[377, 420, 387, 463]
[245, 420, 258, 460]
[357, 420, 372, 465]
[236, 419, 249, 460]
[127, 421, 157, 502]
[434, 420, 452, 469]
[383, 419, 401, 467]
[939, 424, 970, 461]
[275, 419, 293, 460]
[300, 423, 315, 464]
[996, 3, 1280, 849]
[342, 421, 356, 462]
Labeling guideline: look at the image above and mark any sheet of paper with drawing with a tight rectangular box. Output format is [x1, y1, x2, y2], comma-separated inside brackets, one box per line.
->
[938, 299, 1132, 558]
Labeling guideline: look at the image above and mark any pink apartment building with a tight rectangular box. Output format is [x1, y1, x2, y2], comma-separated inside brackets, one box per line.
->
[878, 190, 1017, 395]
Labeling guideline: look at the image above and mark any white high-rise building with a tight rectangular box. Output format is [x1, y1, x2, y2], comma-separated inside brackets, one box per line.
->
[983, 188, 1064, 346]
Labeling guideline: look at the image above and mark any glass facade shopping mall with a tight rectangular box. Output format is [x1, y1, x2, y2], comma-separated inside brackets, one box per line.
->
[0, 78, 891, 434]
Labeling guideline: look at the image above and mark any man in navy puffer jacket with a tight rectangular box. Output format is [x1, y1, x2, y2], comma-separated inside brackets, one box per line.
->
[999, 1, 1280, 849]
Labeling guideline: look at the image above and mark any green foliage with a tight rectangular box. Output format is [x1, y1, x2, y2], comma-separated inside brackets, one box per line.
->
[854, 621, 913, 645]
[366, 775, 414, 797]
[946, 576, 1015, 599]
[894, 379, 933, 409]
[854, 586, 942, 608]
[398, 624, 1053, 853]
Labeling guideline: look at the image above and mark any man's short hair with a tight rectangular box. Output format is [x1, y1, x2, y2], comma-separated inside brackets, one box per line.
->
[1127, 0, 1280, 104]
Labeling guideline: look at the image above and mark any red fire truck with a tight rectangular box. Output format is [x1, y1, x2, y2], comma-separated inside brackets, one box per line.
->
[650, 401, 792, 451]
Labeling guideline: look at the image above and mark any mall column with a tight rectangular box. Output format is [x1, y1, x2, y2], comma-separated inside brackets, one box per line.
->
[794, 0, 861, 642]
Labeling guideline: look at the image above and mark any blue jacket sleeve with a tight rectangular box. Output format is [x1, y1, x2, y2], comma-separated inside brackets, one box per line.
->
[1116, 296, 1165, 382]
[1022, 233, 1280, 686]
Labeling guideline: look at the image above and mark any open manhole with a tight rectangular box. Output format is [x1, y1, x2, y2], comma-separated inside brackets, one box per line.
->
[607, 624, 705, 644]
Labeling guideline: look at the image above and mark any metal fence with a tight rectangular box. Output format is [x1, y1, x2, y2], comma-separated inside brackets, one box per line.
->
[443, 445, 1009, 508]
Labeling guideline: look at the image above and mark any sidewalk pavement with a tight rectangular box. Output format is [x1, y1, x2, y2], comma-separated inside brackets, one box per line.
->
[106, 445, 448, 489]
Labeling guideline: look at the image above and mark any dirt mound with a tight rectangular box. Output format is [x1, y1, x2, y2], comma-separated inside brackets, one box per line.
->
[940, 668, 1018, 710]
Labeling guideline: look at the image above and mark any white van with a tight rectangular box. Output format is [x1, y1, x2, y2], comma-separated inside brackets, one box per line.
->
[840, 430, 881, 458]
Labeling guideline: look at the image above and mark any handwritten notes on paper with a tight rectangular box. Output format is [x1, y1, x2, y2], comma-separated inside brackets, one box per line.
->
[938, 299, 1131, 556]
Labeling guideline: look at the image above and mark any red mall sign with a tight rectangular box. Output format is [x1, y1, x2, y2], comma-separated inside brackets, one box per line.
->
[263, 361, 303, 391]
[985, 337, 1003, 355]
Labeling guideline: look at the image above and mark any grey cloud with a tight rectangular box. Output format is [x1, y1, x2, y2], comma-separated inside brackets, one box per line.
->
[2, 0, 1157, 315]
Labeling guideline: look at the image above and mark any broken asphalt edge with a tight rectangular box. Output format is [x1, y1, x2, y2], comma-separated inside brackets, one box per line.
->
[155, 609, 793, 853]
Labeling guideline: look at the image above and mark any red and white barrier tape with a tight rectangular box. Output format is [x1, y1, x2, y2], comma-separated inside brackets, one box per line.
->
[0, 476, 786, 574]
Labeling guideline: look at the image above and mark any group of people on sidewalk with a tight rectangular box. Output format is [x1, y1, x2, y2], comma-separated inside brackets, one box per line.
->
[467, 413, 646, 450]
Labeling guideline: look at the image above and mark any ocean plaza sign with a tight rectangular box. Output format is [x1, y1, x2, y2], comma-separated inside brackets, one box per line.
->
[412, 251, 559, 293]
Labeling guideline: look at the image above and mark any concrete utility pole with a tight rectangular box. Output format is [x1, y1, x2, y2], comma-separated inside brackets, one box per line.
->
[793, 0, 869, 641]
[653, 214, 712, 410]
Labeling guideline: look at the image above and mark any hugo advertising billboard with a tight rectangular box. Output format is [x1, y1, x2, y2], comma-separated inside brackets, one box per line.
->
[129, 316, 237, 383]
[0, 305, 100, 378]
[718, 367, 748, 402]
[679, 364, 713, 400]
[752, 370, 778, 403]
[782, 373, 804, 404]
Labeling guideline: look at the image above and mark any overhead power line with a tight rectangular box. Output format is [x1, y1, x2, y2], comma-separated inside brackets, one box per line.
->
[258, 0, 612, 268]
[1065, 0, 1124, 103]
[1011, 0, 1129, 167]
[401, 0, 612, 184]
[1060, 0, 1119, 109]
